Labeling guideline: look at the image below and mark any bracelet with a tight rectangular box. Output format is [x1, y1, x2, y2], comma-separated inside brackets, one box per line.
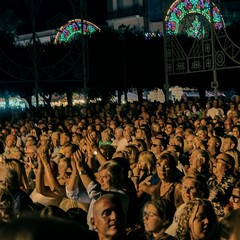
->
[132, 176, 139, 178]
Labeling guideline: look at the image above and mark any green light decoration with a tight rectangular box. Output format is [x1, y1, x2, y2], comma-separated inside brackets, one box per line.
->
[165, 0, 225, 36]
[54, 19, 101, 44]
[186, 16, 206, 38]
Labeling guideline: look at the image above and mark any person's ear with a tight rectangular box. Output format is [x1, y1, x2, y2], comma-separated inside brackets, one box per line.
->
[90, 217, 97, 231]
[199, 155, 205, 164]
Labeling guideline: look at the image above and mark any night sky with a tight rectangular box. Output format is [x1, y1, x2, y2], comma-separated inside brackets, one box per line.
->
[1, 0, 240, 35]
[1, 0, 108, 34]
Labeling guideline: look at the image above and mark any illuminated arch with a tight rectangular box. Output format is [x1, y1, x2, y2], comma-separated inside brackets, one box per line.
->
[165, 0, 225, 36]
[54, 19, 101, 44]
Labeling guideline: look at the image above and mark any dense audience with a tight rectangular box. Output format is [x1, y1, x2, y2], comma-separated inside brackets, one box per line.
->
[0, 95, 240, 239]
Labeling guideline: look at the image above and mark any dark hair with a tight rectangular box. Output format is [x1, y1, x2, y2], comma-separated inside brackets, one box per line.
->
[144, 199, 175, 226]
[40, 205, 69, 219]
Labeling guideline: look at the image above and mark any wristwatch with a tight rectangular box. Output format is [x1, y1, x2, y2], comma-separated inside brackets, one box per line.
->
[79, 170, 87, 175]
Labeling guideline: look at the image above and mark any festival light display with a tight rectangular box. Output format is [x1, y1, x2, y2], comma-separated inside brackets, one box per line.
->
[165, 0, 225, 38]
[54, 19, 101, 44]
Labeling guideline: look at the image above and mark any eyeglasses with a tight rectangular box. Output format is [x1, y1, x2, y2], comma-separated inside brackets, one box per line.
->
[181, 184, 197, 193]
[0, 179, 7, 185]
[216, 157, 229, 165]
[143, 211, 159, 218]
[231, 194, 240, 203]
[156, 162, 170, 169]
[152, 144, 160, 147]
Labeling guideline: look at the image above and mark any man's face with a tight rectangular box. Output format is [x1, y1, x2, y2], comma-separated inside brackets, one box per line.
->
[231, 187, 240, 210]
[60, 133, 69, 146]
[222, 138, 233, 152]
[98, 169, 111, 191]
[92, 198, 125, 239]
[6, 135, 16, 148]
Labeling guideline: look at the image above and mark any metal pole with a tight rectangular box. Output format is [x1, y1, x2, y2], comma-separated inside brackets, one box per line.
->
[26, 0, 41, 108]
[210, 0, 218, 99]
[80, 0, 88, 101]
[163, 0, 170, 102]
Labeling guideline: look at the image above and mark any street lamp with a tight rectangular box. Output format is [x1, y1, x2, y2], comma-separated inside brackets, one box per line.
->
[118, 24, 128, 103]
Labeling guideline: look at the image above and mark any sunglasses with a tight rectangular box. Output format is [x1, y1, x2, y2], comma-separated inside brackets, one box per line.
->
[231, 194, 240, 203]
[152, 144, 160, 147]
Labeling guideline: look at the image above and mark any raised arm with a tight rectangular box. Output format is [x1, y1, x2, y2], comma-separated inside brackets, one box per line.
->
[85, 134, 108, 166]
[73, 149, 94, 189]
[37, 149, 65, 197]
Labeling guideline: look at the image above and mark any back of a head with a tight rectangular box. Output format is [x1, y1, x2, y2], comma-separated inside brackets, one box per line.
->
[0, 216, 91, 240]
[40, 205, 69, 219]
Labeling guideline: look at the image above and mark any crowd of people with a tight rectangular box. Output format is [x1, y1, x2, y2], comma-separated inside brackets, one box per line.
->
[0, 96, 240, 239]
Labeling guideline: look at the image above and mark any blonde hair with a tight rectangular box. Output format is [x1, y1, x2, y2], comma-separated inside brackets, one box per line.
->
[177, 198, 219, 240]
[138, 151, 156, 174]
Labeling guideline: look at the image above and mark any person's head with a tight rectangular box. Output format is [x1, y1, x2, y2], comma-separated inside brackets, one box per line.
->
[181, 174, 209, 203]
[225, 149, 240, 172]
[124, 145, 139, 169]
[137, 151, 156, 175]
[51, 131, 60, 147]
[4, 159, 29, 193]
[91, 193, 126, 239]
[63, 144, 77, 158]
[131, 139, 147, 153]
[113, 127, 124, 140]
[186, 134, 195, 154]
[150, 137, 167, 156]
[220, 208, 240, 240]
[155, 152, 176, 181]
[39, 133, 50, 146]
[207, 136, 222, 156]
[98, 161, 124, 191]
[0, 216, 89, 240]
[0, 166, 20, 193]
[232, 125, 240, 139]
[177, 198, 219, 240]
[24, 145, 38, 161]
[5, 135, 17, 148]
[215, 152, 235, 176]
[25, 135, 37, 148]
[165, 121, 175, 137]
[40, 205, 69, 219]
[224, 119, 233, 133]
[143, 199, 175, 237]
[222, 135, 238, 152]
[230, 180, 240, 210]
[189, 149, 209, 173]
[66, 207, 88, 227]
[60, 132, 71, 147]
[58, 157, 71, 176]
[196, 126, 208, 141]
[99, 145, 116, 160]
[0, 187, 16, 223]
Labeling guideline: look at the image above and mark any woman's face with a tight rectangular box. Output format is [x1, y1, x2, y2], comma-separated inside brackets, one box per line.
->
[232, 127, 240, 138]
[156, 159, 172, 181]
[58, 159, 68, 174]
[189, 204, 215, 240]
[137, 157, 148, 172]
[143, 204, 163, 234]
[181, 179, 202, 203]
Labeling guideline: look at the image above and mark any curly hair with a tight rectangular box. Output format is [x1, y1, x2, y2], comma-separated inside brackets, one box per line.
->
[177, 198, 220, 240]
[0, 187, 16, 223]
